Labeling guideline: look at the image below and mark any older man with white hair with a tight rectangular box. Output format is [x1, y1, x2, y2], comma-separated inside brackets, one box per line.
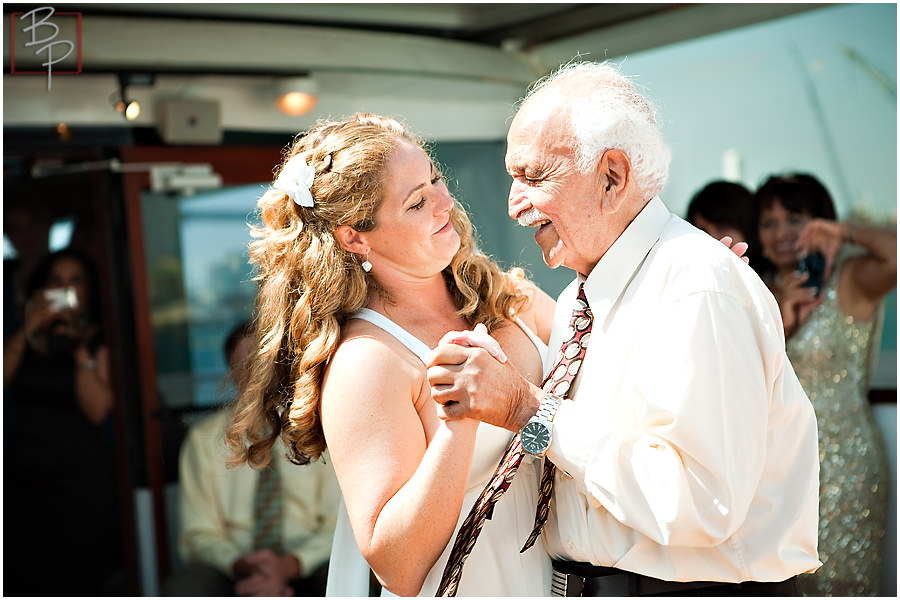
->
[428, 61, 820, 596]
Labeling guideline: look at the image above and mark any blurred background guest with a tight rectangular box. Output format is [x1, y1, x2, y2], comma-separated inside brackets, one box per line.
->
[686, 180, 761, 268]
[753, 173, 896, 596]
[162, 320, 341, 597]
[3, 248, 121, 596]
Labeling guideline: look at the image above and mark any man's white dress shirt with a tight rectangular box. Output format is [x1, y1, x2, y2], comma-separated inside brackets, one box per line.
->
[178, 407, 342, 577]
[543, 197, 820, 582]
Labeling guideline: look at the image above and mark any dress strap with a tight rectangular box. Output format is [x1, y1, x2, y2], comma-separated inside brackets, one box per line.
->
[351, 308, 432, 363]
[353, 311, 545, 366]
[513, 316, 546, 355]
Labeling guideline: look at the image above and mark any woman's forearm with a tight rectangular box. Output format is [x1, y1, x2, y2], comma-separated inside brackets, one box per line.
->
[366, 421, 477, 596]
[842, 222, 897, 300]
[74, 346, 115, 424]
[3, 329, 28, 388]
[844, 222, 897, 266]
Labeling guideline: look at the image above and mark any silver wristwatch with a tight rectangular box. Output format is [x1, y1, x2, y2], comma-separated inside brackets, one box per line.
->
[519, 393, 563, 457]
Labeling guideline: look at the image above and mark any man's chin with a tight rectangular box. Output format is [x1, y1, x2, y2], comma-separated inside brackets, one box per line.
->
[541, 248, 565, 270]
[536, 227, 564, 266]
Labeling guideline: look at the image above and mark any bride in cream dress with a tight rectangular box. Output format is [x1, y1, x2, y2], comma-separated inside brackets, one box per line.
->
[226, 113, 554, 597]
[326, 307, 552, 597]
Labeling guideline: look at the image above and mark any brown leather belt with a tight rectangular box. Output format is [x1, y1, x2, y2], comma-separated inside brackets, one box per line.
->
[551, 560, 797, 597]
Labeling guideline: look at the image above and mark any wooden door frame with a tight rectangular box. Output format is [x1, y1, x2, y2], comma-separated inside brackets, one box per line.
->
[119, 145, 283, 587]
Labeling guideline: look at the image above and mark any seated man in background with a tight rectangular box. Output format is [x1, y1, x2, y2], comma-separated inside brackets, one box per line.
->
[163, 321, 341, 596]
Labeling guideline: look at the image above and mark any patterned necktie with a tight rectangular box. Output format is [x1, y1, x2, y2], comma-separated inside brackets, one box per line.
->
[438, 284, 593, 596]
[253, 464, 284, 553]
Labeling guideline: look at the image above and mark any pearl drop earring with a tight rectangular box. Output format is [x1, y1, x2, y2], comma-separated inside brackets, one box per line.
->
[362, 252, 372, 272]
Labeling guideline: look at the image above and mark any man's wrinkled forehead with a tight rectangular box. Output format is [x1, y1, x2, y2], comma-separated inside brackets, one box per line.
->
[507, 96, 577, 161]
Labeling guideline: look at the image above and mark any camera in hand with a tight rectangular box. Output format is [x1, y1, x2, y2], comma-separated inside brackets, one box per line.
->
[44, 287, 78, 312]
[798, 252, 826, 296]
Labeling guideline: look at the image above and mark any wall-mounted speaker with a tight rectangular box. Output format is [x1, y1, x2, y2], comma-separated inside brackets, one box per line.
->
[156, 98, 222, 145]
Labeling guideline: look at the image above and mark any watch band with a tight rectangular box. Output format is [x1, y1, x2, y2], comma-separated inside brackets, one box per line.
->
[519, 393, 564, 458]
[535, 393, 563, 424]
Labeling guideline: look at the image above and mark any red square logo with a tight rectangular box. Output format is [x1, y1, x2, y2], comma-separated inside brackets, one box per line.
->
[10, 7, 82, 88]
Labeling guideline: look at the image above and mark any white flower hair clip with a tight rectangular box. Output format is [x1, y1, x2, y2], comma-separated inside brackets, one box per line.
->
[273, 154, 316, 207]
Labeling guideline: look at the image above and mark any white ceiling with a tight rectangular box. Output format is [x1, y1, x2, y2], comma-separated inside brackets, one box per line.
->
[3, 3, 830, 140]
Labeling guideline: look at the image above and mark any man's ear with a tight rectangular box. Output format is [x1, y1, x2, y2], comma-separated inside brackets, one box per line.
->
[334, 225, 368, 254]
[597, 149, 632, 215]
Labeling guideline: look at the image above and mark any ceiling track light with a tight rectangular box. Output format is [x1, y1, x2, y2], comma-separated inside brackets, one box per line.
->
[276, 75, 319, 116]
[114, 73, 155, 121]
[106, 71, 316, 121]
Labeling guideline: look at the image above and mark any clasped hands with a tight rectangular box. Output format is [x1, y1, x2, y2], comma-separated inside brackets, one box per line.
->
[232, 549, 299, 597]
[426, 323, 538, 433]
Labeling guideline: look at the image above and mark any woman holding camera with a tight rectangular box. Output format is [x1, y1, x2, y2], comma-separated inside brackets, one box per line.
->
[4, 249, 113, 420]
[753, 173, 896, 596]
[3, 248, 120, 596]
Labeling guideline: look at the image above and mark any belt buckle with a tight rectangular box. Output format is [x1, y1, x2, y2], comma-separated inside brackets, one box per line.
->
[565, 573, 584, 596]
[582, 572, 635, 596]
[551, 571, 584, 597]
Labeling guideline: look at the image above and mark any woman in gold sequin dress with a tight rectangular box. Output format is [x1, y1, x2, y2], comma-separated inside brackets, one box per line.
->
[754, 174, 896, 596]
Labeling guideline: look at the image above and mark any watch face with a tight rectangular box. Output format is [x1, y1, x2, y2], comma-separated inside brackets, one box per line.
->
[521, 421, 550, 455]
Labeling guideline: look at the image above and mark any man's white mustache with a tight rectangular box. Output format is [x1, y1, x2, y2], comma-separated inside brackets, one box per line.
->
[516, 208, 551, 228]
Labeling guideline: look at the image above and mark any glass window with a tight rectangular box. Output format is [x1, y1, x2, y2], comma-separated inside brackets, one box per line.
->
[141, 183, 265, 410]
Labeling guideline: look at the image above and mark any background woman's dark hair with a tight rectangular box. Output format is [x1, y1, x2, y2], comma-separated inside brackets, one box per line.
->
[24, 248, 102, 324]
[753, 173, 838, 222]
[687, 180, 754, 235]
[687, 180, 762, 269]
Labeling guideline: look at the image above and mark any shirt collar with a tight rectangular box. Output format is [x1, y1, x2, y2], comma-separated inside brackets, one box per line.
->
[580, 196, 671, 328]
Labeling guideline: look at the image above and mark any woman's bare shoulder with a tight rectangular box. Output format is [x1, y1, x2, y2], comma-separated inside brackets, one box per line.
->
[507, 274, 556, 344]
[325, 318, 424, 400]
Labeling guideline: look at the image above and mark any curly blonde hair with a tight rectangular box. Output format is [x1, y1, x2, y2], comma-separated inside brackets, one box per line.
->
[226, 113, 528, 468]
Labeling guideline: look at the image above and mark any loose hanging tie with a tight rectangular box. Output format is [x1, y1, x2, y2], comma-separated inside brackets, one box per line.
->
[253, 464, 284, 553]
[438, 284, 593, 596]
